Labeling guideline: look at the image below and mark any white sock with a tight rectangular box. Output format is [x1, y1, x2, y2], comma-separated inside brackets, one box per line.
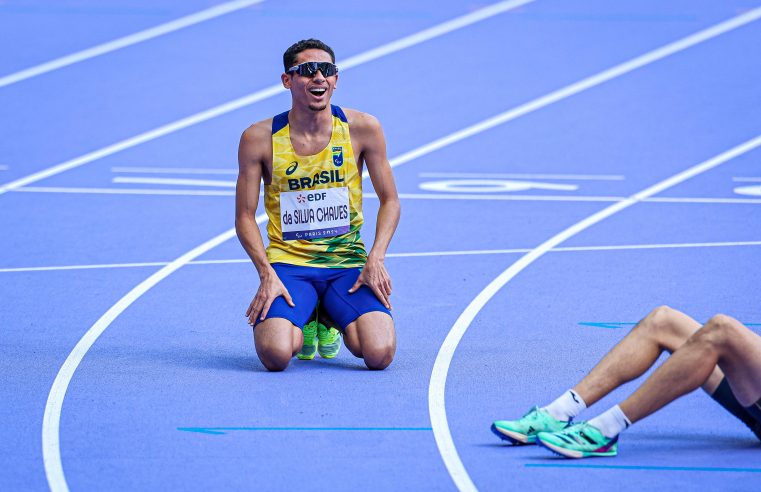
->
[588, 405, 632, 438]
[543, 389, 587, 421]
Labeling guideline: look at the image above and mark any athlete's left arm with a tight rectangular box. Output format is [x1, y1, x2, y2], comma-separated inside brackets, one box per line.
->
[348, 111, 401, 309]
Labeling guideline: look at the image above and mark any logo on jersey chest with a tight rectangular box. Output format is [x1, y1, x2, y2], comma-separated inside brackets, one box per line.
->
[285, 161, 299, 175]
[332, 146, 343, 167]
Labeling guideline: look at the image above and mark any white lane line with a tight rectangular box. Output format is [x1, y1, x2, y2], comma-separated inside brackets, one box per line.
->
[388, 240, 761, 257]
[112, 176, 236, 187]
[1, 0, 534, 197]
[429, 133, 761, 491]
[0, 82, 280, 195]
[734, 185, 761, 197]
[336, 0, 534, 67]
[14, 187, 761, 204]
[404, 190, 598, 200]
[646, 196, 761, 204]
[7, 240, 761, 273]
[370, 6, 761, 180]
[391, 193, 761, 204]
[41, 6, 760, 490]
[733, 177, 761, 182]
[0, 0, 266, 89]
[41, 225, 248, 492]
[41, 5, 539, 485]
[419, 172, 626, 180]
[419, 179, 579, 193]
[552, 240, 761, 254]
[3, 261, 171, 273]
[111, 166, 237, 175]
[16, 186, 237, 197]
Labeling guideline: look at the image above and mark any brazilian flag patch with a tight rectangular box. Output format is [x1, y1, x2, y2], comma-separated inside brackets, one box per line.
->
[332, 146, 343, 167]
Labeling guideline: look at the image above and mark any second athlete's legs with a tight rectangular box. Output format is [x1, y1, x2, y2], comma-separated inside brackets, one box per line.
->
[573, 305, 724, 406]
[621, 314, 761, 422]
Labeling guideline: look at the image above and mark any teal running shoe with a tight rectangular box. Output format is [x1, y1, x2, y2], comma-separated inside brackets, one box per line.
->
[536, 422, 618, 458]
[491, 407, 569, 444]
[317, 323, 341, 359]
[297, 321, 318, 360]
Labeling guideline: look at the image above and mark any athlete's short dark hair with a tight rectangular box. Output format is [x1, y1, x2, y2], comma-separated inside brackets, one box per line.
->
[283, 39, 336, 72]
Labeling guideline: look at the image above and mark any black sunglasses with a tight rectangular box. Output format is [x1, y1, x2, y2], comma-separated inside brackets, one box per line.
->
[287, 61, 338, 78]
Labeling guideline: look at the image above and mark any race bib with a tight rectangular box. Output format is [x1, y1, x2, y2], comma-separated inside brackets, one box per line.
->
[280, 187, 350, 240]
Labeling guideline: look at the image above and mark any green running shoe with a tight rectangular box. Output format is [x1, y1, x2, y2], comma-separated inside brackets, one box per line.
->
[491, 406, 569, 444]
[317, 323, 341, 359]
[297, 321, 318, 360]
[536, 422, 618, 458]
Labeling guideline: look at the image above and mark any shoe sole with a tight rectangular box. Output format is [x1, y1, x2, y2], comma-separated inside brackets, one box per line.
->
[490, 424, 534, 445]
[536, 437, 616, 458]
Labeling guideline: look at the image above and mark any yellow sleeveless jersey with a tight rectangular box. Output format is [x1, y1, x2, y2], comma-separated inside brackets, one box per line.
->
[265, 105, 367, 268]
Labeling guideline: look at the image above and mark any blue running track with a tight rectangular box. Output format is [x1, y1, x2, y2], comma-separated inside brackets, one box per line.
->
[2, 1, 760, 490]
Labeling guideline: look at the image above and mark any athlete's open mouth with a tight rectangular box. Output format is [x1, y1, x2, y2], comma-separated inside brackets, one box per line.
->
[309, 87, 327, 96]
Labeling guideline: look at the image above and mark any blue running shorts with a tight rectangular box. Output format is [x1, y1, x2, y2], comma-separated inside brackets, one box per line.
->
[254, 263, 392, 330]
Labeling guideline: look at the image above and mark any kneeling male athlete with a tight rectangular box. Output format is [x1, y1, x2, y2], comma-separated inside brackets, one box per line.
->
[235, 39, 400, 371]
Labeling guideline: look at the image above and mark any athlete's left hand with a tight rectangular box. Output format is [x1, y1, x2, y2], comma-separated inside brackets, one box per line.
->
[348, 255, 392, 309]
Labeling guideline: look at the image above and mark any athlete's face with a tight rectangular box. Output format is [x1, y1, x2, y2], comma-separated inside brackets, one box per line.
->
[282, 49, 338, 112]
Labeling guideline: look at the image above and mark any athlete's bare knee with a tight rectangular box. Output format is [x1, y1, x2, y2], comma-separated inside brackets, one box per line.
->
[702, 314, 742, 345]
[682, 318, 735, 358]
[644, 305, 679, 330]
[637, 305, 672, 337]
[262, 359, 290, 372]
[258, 348, 291, 372]
[639, 305, 697, 350]
[363, 345, 394, 370]
[254, 334, 293, 372]
[705, 313, 735, 329]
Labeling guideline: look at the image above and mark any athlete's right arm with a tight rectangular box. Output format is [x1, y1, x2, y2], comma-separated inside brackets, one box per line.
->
[235, 123, 294, 324]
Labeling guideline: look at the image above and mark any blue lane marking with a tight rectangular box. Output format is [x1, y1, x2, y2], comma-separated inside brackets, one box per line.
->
[526, 464, 761, 473]
[579, 322, 761, 329]
[578, 322, 636, 329]
[178, 426, 433, 435]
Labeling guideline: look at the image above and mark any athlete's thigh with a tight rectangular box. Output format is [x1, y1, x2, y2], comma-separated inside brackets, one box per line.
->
[321, 267, 392, 330]
[254, 263, 319, 329]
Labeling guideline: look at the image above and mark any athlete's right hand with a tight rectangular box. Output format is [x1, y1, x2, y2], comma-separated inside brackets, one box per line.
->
[246, 271, 295, 325]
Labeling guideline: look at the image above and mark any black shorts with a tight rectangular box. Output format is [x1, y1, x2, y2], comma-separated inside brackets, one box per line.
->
[747, 398, 761, 423]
